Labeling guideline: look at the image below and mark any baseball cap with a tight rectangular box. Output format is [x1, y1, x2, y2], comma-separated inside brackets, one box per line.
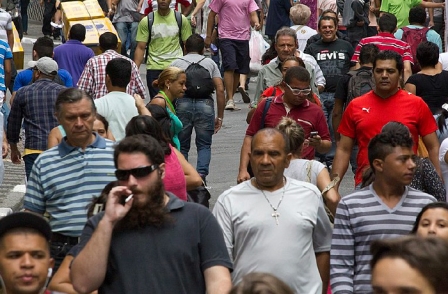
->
[0, 212, 52, 241]
[28, 57, 58, 76]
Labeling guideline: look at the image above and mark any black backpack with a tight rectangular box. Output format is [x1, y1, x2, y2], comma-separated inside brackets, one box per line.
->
[346, 68, 375, 108]
[181, 57, 215, 98]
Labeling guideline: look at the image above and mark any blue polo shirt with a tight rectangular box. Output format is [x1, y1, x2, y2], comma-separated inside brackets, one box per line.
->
[24, 134, 116, 237]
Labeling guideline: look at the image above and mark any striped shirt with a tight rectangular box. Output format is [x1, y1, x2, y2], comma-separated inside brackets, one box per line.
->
[351, 32, 414, 64]
[330, 185, 436, 293]
[24, 135, 116, 237]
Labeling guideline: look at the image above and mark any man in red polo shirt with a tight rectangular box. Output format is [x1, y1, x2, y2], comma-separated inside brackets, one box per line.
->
[332, 50, 441, 192]
[237, 66, 331, 183]
[351, 13, 414, 82]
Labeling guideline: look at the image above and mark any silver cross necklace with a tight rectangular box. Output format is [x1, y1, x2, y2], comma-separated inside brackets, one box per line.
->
[254, 177, 286, 225]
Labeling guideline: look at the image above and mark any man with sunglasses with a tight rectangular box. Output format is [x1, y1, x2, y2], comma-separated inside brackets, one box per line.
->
[23, 88, 116, 273]
[238, 66, 331, 183]
[70, 134, 233, 293]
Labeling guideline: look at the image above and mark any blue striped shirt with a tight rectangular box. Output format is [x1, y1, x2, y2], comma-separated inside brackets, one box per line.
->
[24, 135, 116, 237]
[0, 39, 12, 91]
[330, 185, 436, 293]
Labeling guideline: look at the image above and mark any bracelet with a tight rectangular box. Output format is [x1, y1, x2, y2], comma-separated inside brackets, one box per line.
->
[217, 118, 223, 122]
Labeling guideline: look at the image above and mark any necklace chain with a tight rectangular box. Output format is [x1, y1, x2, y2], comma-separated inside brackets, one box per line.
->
[255, 177, 286, 225]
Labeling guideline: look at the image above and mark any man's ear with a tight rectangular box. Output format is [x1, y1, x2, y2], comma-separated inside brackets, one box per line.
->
[159, 163, 166, 180]
[285, 152, 292, 168]
[372, 159, 384, 173]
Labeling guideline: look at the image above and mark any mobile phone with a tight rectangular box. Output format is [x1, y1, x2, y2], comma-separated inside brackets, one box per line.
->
[310, 131, 318, 137]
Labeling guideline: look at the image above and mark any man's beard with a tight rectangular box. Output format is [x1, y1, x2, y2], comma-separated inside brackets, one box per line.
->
[114, 177, 171, 231]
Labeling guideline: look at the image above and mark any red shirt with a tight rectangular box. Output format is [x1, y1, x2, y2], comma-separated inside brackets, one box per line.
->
[246, 94, 331, 160]
[338, 89, 437, 185]
[351, 32, 414, 64]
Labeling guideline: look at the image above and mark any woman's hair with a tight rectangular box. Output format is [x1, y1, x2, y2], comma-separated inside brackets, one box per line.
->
[370, 236, 448, 293]
[289, 4, 311, 25]
[125, 115, 172, 155]
[280, 56, 306, 69]
[262, 42, 278, 65]
[145, 104, 175, 147]
[410, 202, 448, 234]
[229, 272, 294, 294]
[95, 113, 109, 131]
[151, 66, 185, 91]
[86, 181, 119, 218]
[276, 117, 305, 156]
[437, 104, 448, 134]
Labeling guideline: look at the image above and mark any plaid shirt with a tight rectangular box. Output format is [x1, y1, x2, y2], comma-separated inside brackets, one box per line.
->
[77, 50, 147, 100]
[7, 79, 66, 150]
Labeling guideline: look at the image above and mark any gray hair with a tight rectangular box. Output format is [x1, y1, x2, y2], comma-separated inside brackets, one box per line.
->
[290, 4, 311, 25]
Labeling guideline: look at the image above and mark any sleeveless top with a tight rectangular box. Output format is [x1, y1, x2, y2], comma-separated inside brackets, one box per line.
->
[163, 144, 187, 201]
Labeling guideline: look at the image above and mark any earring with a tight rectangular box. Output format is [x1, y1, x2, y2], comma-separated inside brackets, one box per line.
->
[168, 86, 170, 90]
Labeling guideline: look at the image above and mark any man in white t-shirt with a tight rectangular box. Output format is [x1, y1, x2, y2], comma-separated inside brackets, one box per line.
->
[214, 128, 332, 294]
[290, 4, 317, 51]
[94, 58, 138, 141]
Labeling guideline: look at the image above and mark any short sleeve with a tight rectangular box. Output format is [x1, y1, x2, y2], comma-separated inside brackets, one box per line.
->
[180, 15, 192, 42]
[136, 16, 150, 43]
[23, 159, 46, 214]
[313, 199, 333, 252]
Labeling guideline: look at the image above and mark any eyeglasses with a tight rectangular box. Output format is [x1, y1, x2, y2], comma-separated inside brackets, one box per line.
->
[115, 165, 159, 181]
[285, 83, 312, 95]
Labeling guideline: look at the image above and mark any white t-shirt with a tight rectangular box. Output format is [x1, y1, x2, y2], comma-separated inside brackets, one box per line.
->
[284, 159, 325, 185]
[213, 178, 333, 294]
[439, 138, 448, 201]
[291, 25, 318, 52]
[94, 91, 139, 141]
[439, 53, 448, 71]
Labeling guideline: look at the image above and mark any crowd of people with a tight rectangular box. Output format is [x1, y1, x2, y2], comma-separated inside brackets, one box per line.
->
[0, 0, 447, 293]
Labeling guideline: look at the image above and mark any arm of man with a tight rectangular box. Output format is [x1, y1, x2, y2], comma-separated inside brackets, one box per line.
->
[420, 1, 445, 9]
[134, 41, 146, 69]
[332, 99, 344, 142]
[238, 136, 253, 183]
[316, 252, 330, 294]
[213, 77, 225, 134]
[6, 30, 13, 52]
[131, 61, 147, 100]
[7, 92, 23, 164]
[332, 135, 354, 191]
[71, 186, 134, 293]
[204, 266, 232, 294]
[422, 132, 442, 179]
[330, 200, 356, 293]
[403, 61, 412, 83]
[2, 130, 7, 159]
[4, 58, 11, 91]
[205, 10, 217, 47]
[190, 0, 206, 26]
[250, 10, 260, 30]
[403, 82, 416, 95]
[253, 68, 267, 102]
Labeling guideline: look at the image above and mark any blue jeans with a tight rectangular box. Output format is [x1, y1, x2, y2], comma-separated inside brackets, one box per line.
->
[176, 98, 215, 176]
[24, 153, 39, 180]
[114, 21, 138, 60]
[317, 92, 336, 167]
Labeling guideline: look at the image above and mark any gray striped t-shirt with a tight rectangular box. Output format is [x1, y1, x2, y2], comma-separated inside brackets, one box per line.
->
[330, 185, 436, 293]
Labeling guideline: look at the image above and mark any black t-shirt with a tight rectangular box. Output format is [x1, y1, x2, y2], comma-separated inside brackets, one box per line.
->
[304, 38, 354, 92]
[405, 70, 448, 114]
[71, 193, 233, 294]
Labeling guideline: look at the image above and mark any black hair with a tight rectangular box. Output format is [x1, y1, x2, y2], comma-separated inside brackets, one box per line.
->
[185, 33, 204, 53]
[378, 13, 397, 33]
[373, 50, 404, 73]
[409, 6, 427, 24]
[416, 41, 439, 68]
[125, 115, 172, 155]
[367, 125, 413, 172]
[99, 32, 118, 51]
[359, 44, 380, 65]
[86, 181, 119, 218]
[145, 104, 175, 146]
[95, 113, 109, 131]
[411, 202, 448, 234]
[114, 134, 165, 168]
[318, 15, 337, 29]
[54, 88, 96, 117]
[33, 36, 54, 58]
[261, 41, 278, 65]
[69, 24, 86, 42]
[106, 58, 131, 88]
[284, 66, 310, 84]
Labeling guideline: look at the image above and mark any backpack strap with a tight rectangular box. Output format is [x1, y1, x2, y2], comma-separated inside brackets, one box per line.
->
[305, 160, 313, 183]
[260, 97, 273, 129]
[145, 10, 183, 63]
[294, 25, 304, 32]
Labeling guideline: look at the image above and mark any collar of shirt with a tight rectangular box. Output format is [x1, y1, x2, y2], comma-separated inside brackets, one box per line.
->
[377, 32, 396, 38]
[58, 133, 107, 157]
[166, 192, 185, 211]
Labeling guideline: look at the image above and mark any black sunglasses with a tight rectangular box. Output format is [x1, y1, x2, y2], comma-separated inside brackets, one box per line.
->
[115, 165, 159, 181]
